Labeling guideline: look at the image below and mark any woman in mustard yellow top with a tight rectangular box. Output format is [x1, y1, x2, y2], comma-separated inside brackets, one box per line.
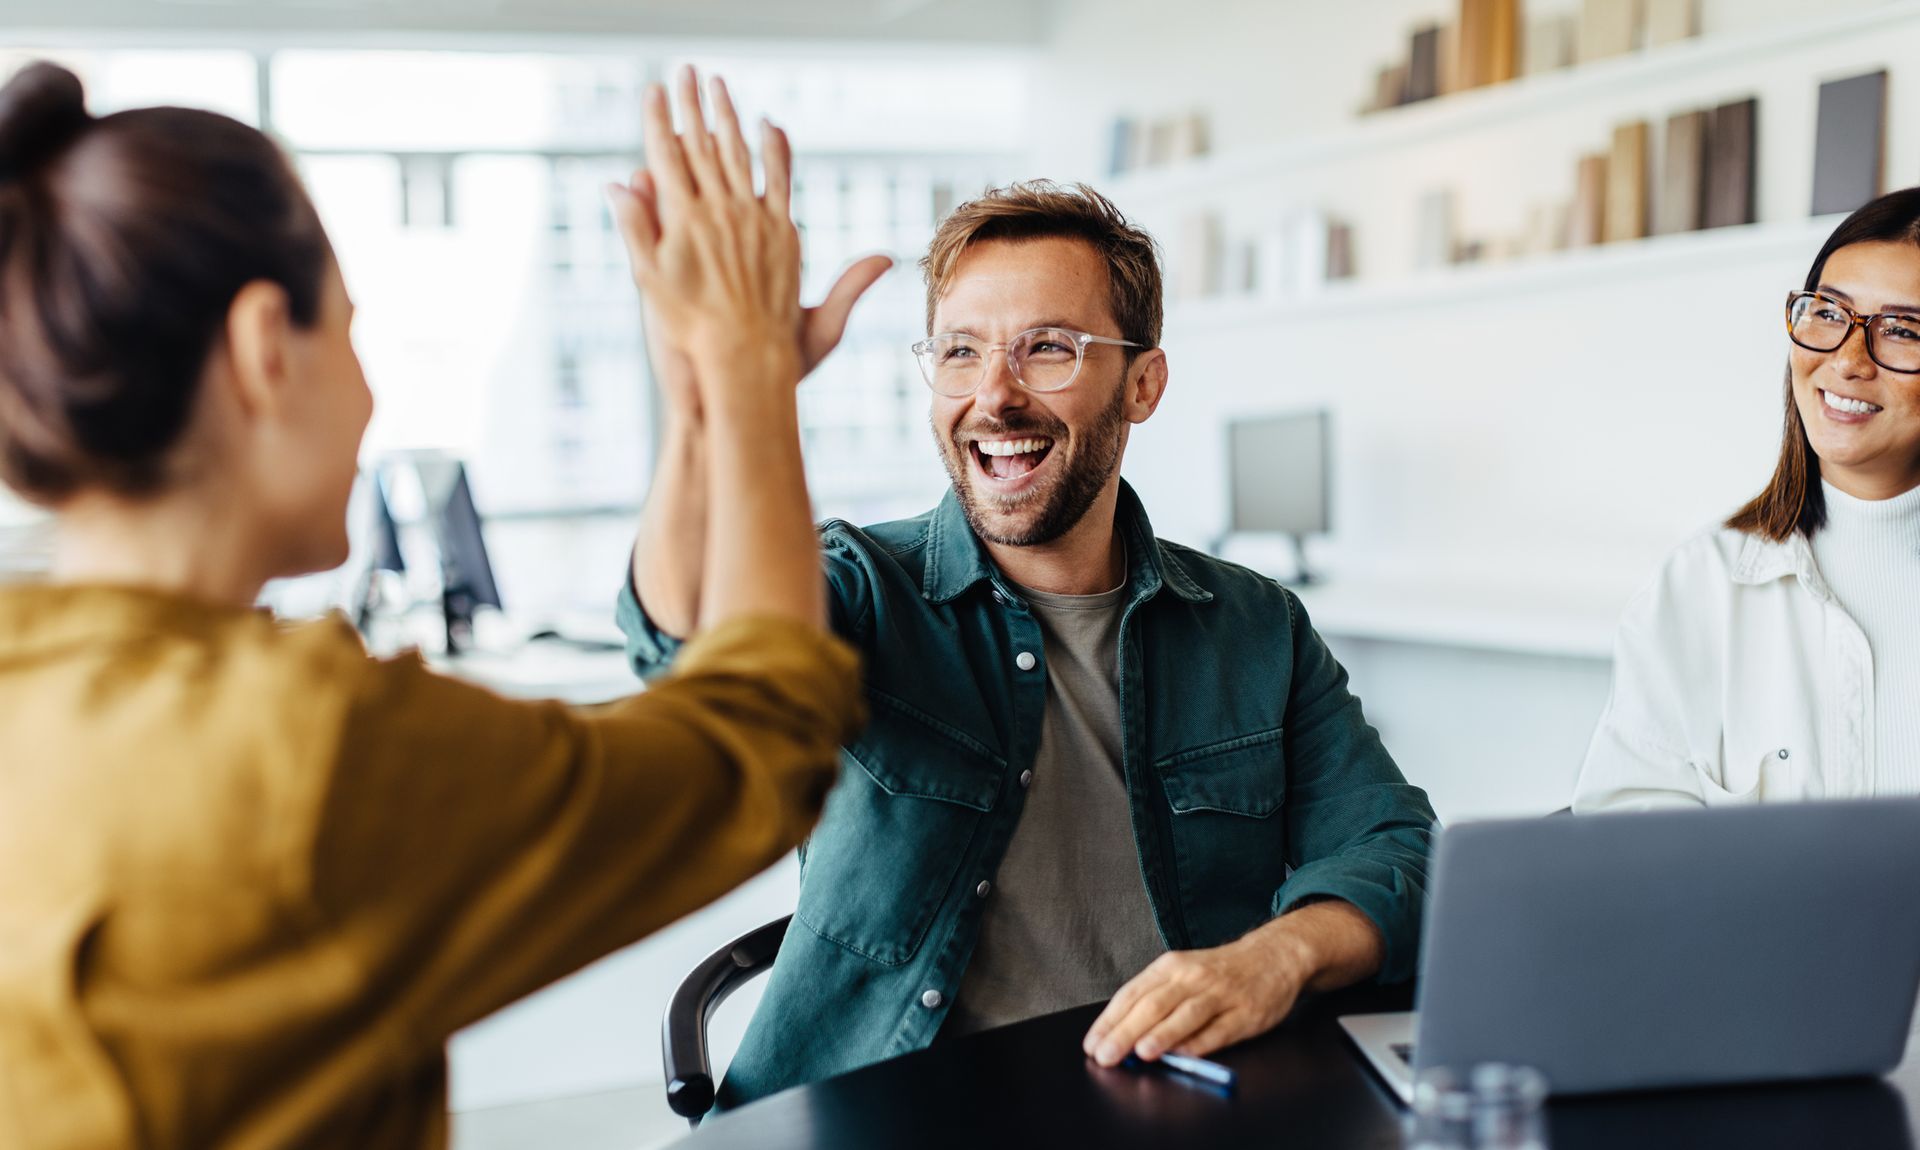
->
[0, 64, 875, 1148]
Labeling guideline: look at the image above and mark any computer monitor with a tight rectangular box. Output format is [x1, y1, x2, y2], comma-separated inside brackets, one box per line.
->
[1225, 410, 1331, 583]
[348, 470, 406, 633]
[410, 457, 502, 654]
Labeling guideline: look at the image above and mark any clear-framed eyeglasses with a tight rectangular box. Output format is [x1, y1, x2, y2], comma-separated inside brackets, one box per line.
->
[1785, 290, 1920, 374]
[910, 326, 1145, 398]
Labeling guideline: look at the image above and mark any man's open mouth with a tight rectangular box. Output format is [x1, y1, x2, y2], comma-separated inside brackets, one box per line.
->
[970, 436, 1055, 481]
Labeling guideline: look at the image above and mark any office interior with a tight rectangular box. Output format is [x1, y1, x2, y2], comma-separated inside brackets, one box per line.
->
[2, 0, 1915, 1145]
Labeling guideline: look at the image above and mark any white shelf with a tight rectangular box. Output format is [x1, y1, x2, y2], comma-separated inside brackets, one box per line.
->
[1292, 578, 1621, 660]
[1164, 213, 1841, 328]
[1108, 1, 1920, 201]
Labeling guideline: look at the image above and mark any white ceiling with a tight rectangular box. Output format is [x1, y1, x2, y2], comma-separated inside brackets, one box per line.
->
[6, 0, 1056, 43]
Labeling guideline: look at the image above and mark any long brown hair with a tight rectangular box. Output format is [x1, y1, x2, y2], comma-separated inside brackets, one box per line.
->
[0, 62, 330, 505]
[1727, 188, 1920, 540]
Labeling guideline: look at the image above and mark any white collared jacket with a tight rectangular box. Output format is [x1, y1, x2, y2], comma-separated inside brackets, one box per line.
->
[1572, 526, 1878, 811]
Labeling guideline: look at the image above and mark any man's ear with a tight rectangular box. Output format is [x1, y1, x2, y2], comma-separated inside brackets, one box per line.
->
[1125, 348, 1169, 425]
[222, 280, 295, 422]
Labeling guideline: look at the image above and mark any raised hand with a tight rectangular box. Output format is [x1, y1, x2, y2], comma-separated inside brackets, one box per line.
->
[609, 68, 802, 394]
[611, 71, 889, 416]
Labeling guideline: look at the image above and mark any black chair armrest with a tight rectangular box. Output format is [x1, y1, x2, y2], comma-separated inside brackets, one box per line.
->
[662, 914, 791, 1122]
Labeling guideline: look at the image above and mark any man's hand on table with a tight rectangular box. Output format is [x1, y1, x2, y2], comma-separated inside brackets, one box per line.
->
[1082, 900, 1385, 1067]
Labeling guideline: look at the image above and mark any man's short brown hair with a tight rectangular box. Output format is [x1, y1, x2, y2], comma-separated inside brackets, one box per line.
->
[920, 180, 1163, 352]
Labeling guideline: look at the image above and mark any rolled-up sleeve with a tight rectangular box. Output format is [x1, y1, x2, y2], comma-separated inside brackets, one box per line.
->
[1268, 592, 1437, 985]
[616, 572, 688, 683]
[309, 615, 865, 1043]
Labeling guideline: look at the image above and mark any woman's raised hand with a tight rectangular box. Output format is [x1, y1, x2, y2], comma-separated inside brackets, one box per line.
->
[609, 67, 889, 413]
[609, 67, 805, 397]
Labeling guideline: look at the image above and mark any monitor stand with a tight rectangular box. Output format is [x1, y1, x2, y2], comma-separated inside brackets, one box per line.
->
[1288, 533, 1318, 586]
[442, 582, 480, 655]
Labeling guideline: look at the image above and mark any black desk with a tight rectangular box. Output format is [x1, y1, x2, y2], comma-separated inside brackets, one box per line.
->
[673, 984, 1917, 1149]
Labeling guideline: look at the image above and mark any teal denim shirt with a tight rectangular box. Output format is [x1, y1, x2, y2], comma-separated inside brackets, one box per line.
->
[617, 482, 1436, 1110]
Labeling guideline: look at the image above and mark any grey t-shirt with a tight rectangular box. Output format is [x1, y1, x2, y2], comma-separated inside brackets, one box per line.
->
[943, 578, 1167, 1037]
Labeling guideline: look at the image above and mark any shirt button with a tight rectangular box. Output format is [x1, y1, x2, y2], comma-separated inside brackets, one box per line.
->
[1778, 748, 1790, 760]
[1015, 651, 1037, 671]
[1019, 769, 1033, 788]
[992, 589, 1009, 606]
[976, 880, 992, 898]
[921, 989, 944, 1009]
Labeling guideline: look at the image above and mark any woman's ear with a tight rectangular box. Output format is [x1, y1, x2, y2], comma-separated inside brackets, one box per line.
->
[221, 280, 295, 422]
[1126, 348, 1169, 425]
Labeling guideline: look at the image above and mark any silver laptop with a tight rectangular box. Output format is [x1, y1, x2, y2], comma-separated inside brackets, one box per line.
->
[1343, 799, 1920, 1102]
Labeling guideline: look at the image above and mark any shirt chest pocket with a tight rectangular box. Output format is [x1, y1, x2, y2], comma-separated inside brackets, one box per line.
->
[1155, 728, 1291, 945]
[795, 696, 1002, 966]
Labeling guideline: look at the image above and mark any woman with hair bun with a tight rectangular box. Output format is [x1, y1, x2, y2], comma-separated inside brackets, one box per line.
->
[0, 62, 872, 1148]
[1575, 189, 1920, 811]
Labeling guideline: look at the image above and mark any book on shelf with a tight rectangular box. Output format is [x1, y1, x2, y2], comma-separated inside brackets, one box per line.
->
[1327, 222, 1356, 281]
[1438, 22, 1462, 97]
[1568, 153, 1609, 248]
[1577, 0, 1639, 64]
[1417, 189, 1456, 269]
[1145, 119, 1178, 167]
[1107, 117, 1135, 176]
[1704, 97, 1758, 229]
[1656, 109, 1709, 235]
[1643, 0, 1697, 46]
[1604, 120, 1650, 243]
[1173, 212, 1225, 300]
[1372, 62, 1410, 112]
[1810, 69, 1887, 217]
[1172, 112, 1212, 162]
[1524, 13, 1577, 75]
[1459, 0, 1520, 89]
[1407, 25, 1443, 103]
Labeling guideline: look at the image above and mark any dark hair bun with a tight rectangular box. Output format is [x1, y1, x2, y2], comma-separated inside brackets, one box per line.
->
[0, 63, 91, 182]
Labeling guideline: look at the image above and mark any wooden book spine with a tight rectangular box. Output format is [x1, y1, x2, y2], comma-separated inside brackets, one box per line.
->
[1408, 25, 1443, 102]
[1656, 109, 1709, 235]
[1810, 70, 1888, 217]
[1568, 153, 1609, 248]
[1605, 120, 1651, 243]
[1704, 97, 1758, 229]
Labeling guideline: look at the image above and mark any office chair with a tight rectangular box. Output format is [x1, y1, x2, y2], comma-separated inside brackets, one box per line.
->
[662, 914, 790, 1124]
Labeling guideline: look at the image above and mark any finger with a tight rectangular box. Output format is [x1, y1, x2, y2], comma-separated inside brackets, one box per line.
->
[641, 84, 694, 207]
[605, 182, 659, 276]
[1171, 1014, 1248, 1060]
[1091, 984, 1184, 1067]
[1085, 970, 1160, 1054]
[1134, 998, 1221, 1061]
[707, 75, 755, 199]
[801, 254, 894, 371]
[761, 118, 793, 219]
[674, 64, 728, 198]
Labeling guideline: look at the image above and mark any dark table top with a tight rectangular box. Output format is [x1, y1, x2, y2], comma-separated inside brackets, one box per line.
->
[673, 983, 1918, 1149]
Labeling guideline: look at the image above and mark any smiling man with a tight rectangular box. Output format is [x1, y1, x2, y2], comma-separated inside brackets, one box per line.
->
[620, 181, 1436, 1109]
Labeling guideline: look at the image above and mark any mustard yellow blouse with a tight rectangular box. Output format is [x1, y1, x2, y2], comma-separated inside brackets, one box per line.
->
[0, 584, 862, 1149]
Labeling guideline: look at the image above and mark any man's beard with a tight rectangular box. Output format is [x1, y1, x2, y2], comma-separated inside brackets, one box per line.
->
[936, 383, 1128, 548]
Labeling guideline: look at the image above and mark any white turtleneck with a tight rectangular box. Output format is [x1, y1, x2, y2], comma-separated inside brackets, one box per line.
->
[1810, 479, 1920, 793]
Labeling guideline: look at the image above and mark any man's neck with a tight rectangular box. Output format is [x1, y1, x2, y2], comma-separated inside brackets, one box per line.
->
[981, 483, 1127, 596]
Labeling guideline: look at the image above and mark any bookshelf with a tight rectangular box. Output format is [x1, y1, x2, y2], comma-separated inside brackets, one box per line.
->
[1110, 2, 1920, 203]
[1164, 212, 1841, 329]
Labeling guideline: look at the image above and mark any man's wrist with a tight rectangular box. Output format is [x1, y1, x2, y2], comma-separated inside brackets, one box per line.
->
[1245, 913, 1323, 985]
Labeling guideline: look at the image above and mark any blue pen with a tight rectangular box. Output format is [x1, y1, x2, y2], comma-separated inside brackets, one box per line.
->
[1122, 1051, 1239, 1090]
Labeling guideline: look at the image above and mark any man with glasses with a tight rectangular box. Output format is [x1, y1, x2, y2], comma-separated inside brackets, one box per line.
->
[620, 180, 1436, 1110]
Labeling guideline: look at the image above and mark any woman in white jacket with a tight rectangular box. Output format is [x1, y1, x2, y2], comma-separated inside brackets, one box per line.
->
[1575, 190, 1920, 811]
